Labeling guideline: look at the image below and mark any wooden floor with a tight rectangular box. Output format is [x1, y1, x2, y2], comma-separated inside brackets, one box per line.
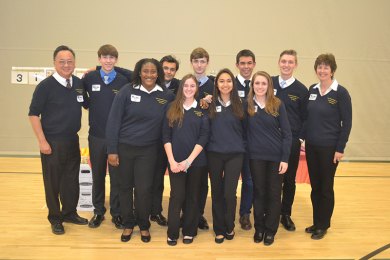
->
[0, 157, 389, 260]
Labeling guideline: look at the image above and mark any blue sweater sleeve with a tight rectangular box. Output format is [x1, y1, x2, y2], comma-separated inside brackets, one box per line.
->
[197, 113, 210, 148]
[105, 85, 128, 154]
[336, 87, 352, 153]
[162, 114, 172, 145]
[278, 102, 293, 162]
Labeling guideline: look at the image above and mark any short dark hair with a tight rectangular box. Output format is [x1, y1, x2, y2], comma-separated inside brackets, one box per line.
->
[314, 53, 337, 78]
[132, 58, 165, 87]
[236, 49, 256, 64]
[98, 44, 118, 58]
[160, 55, 179, 71]
[53, 45, 75, 60]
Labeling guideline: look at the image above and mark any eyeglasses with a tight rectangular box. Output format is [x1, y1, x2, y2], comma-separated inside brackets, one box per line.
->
[57, 60, 74, 66]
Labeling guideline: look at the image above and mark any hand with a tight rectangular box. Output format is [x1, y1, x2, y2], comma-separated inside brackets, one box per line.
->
[200, 99, 209, 109]
[108, 154, 119, 167]
[203, 94, 213, 103]
[39, 140, 52, 155]
[279, 162, 288, 174]
[169, 160, 181, 173]
[333, 152, 344, 164]
[178, 160, 190, 172]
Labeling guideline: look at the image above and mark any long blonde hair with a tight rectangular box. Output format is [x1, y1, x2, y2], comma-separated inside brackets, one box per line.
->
[247, 71, 281, 116]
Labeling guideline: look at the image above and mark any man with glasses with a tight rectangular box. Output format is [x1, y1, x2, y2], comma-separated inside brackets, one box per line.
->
[29, 45, 88, 235]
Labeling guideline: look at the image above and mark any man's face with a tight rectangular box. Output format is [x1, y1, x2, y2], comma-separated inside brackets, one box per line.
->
[162, 61, 177, 82]
[236, 56, 256, 80]
[54, 50, 75, 79]
[278, 54, 297, 78]
[191, 57, 208, 75]
[99, 55, 117, 73]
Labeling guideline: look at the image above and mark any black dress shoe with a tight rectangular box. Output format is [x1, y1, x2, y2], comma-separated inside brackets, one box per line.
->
[239, 214, 252, 230]
[121, 229, 133, 242]
[112, 216, 124, 229]
[215, 235, 225, 244]
[280, 215, 296, 231]
[311, 229, 327, 240]
[63, 214, 88, 225]
[198, 215, 209, 230]
[183, 236, 194, 244]
[225, 231, 235, 240]
[141, 230, 151, 243]
[253, 232, 264, 243]
[150, 214, 167, 226]
[167, 238, 177, 246]
[305, 225, 317, 234]
[51, 222, 65, 235]
[88, 214, 104, 228]
[263, 234, 275, 246]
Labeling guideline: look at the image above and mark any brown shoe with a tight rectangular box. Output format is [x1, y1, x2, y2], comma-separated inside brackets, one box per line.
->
[239, 214, 252, 230]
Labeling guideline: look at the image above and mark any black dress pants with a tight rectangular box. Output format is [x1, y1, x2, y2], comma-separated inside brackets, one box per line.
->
[41, 139, 80, 224]
[250, 159, 283, 235]
[305, 143, 338, 230]
[208, 152, 243, 236]
[151, 144, 168, 216]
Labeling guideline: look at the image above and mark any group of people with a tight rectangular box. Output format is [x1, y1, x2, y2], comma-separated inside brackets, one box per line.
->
[28, 45, 352, 247]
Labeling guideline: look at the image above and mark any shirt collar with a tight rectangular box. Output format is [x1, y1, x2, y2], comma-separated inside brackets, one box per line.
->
[53, 72, 72, 88]
[236, 74, 249, 87]
[139, 84, 163, 94]
[183, 100, 198, 111]
[253, 96, 265, 109]
[100, 69, 117, 82]
[198, 75, 209, 86]
[278, 75, 296, 88]
[218, 96, 231, 107]
[313, 79, 339, 96]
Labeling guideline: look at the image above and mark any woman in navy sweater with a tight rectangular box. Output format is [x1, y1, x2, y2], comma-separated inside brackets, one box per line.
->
[207, 68, 246, 243]
[163, 74, 209, 246]
[246, 71, 292, 246]
[303, 53, 352, 240]
[106, 58, 174, 243]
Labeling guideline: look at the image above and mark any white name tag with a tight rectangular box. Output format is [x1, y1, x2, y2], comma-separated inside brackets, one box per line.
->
[238, 90, 245, 98]
[131, 94, 141, 102]
[92, 84, 101, 91]
[274, 89, 277, 95]
[255, 106, 258, 113]
[77, 95, 84, 102]
[309, 94, 317, 100]
[216, 106, 222, 112]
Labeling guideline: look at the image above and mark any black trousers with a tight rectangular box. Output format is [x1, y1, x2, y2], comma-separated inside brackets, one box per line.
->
[151, 144, 167, 216]
[199, 165, 209, 216]
[281, 138, 301, 216]
[305, 143, 338, 230]
[167, 166, 206, 240]
[250, 159, 283, 235]
[117, 143, 158, 230]
[88, 135, 120, 217]
[41, 139, 80, 224]
[208, 152, 243, 236]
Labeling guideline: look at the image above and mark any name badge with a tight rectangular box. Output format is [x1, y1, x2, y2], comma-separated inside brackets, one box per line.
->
[309, 94, 317, 100]
[131, 94, 141, 102]
[216, 106, 222, 112]
[255, 106, 258, 113]
[77, 95, 84, 102]
[92, 84, 101, 91]
[274, 89, 277, 95]
[238, 90, 245, 98]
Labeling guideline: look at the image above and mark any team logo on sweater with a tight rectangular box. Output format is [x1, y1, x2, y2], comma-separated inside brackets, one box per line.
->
[156, 97, 168, 105]
[288, 94, 299, 101]
[270, 111, 279, 117]
[75, 89, 84, 94]
[327, 97, 337, 105]
[194, 110, 203, 117]
[112, 89, 120, 94]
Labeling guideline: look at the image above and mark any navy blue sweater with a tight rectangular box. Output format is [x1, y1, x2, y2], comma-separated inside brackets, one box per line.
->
[302, 84, 352, 153]
[197, 77, 214, 101]
[272, 76, 308, 139]
[166, 78, 180, 95]
[83, 70, 129, 138]
[207, 101, 246, 154]
[235, 77, 250, 100]
[246, 101, 292, 162]
[162, 104, 209, 167]
[106, 84, 175, 153]
[29, 75, 84, 141]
